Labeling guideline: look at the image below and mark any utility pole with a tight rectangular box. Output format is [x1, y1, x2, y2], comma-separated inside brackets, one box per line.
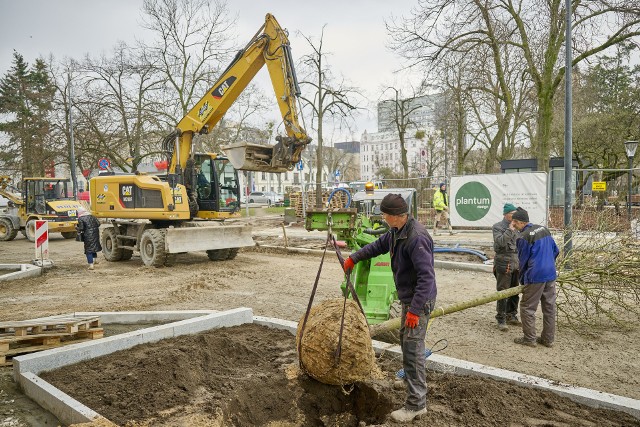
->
[563, 0, 573, 256]
[68, 73, 78, 199]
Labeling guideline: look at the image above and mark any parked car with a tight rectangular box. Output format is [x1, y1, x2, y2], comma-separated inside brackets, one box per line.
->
[246, 191, 272, 206]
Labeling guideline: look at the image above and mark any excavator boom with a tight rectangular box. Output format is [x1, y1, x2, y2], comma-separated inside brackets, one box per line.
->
[169, 13, 311, 174]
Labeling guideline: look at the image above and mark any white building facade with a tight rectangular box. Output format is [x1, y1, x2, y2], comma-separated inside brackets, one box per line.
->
[360, 94, 442, 181]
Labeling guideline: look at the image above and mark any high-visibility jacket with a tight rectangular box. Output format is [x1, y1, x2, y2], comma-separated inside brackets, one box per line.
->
[433, 190, 448, 211]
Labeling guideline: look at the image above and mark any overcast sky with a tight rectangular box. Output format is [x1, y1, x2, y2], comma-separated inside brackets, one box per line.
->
[0, 0, 420, 141]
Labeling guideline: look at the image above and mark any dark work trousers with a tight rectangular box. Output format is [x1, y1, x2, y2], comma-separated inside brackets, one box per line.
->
[399, 299, 436, 411]
[520, 281, 557, 343]
[495, 269, 520, 323]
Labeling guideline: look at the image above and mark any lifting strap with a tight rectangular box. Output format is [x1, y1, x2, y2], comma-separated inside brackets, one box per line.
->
[297, 232, 366, 371]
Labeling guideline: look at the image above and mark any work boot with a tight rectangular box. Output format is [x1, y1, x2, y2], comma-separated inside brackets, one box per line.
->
[536, 337, 554, 348]
[88, 263, 94, 270]
[506, 316, 521, 326]
[514, 337, 536, 347]
[498, 322, 508, 332]
[389, 407, 427, 423]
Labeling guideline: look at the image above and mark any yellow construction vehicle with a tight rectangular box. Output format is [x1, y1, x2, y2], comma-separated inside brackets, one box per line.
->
[90, 13, 311, 267]
[0, 175, 83, 241]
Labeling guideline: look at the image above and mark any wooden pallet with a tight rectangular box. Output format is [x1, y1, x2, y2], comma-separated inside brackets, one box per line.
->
[0, 315, 101, 337]
[0, 316, 103, 366]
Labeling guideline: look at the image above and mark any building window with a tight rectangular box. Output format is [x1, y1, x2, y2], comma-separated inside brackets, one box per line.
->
[262, 172, 266, 180]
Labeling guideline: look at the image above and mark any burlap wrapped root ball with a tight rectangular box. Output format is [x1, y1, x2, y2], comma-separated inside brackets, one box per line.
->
[296, 298, 380, 385]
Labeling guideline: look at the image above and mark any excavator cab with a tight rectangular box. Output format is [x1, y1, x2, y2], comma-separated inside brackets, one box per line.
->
[192, 154, 241, 218]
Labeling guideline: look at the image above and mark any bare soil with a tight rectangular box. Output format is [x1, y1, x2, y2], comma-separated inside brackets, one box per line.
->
[1, 217, 639, 426]
[40, 323, 639, 427]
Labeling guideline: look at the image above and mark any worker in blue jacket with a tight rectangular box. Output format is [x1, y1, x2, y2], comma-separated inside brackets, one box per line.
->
[511, 207, 559, 348]
[343, 193, 436, 423]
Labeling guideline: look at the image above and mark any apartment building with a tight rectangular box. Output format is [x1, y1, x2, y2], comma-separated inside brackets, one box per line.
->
[360, 94, 442, 181]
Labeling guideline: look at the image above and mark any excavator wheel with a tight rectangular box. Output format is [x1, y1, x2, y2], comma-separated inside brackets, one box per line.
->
[61, 231, 78, 239]
[226, 248, 239, 260]
[139, 229, 168, 267]
[206, 248, 230, 261]
[0, 218, 17, 241]
[24, 219, 36, 242]
[102, 226, 127, 262]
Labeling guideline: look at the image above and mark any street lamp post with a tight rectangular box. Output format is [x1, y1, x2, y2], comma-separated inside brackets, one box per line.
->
[624, 140, 638, 220]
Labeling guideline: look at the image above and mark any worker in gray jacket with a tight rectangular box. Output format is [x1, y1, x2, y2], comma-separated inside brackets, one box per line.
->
[492, 203, 520, 331]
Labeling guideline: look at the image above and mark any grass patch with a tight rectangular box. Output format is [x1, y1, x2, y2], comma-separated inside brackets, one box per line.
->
[238, 206, 285, 217]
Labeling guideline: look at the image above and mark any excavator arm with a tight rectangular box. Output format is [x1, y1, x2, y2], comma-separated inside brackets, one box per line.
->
[0, 176, 23, 206]
[166, 13, 311, 175]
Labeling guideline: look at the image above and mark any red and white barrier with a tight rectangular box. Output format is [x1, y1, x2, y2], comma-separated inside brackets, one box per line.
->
[34, 220, 49, 261]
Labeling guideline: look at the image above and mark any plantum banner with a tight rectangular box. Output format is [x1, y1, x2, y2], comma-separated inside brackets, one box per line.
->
[450, 172, 548, 227]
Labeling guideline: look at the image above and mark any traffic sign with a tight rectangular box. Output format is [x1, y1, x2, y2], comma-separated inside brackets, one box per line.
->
[98, 157, 111, 170]
[296, 161, 303, 171]
[34, 220, 49, 261]
[335, 170, 340, 177]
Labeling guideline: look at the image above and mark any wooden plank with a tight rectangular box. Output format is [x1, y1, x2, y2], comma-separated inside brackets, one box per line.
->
[0, 315, 100, 329]
[3, 343, 62, 357]
[0, 332, 71, 344]
[0, 342, 8, 352]
[76, 328, 104, 339]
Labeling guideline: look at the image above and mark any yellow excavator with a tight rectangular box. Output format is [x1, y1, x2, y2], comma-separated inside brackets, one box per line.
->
[89, 13, 311, 267]
[0, 175, 83, 242]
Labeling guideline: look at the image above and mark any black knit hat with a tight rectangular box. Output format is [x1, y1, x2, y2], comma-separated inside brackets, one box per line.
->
[512, 207, 529, 222]
[380, 194, 408, 215]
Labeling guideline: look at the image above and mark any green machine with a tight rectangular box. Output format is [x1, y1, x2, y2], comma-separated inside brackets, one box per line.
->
[305, 188, 418, 324]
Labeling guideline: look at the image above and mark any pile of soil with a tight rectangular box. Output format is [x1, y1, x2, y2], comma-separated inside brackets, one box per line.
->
[41, 324, 639, 426]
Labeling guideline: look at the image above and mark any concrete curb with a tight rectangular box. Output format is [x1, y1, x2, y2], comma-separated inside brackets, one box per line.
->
[0, 264, 41, 282]
[13, 310, 640, 425]
[371, 344, 640, 420]
[13, 308, 253, 426]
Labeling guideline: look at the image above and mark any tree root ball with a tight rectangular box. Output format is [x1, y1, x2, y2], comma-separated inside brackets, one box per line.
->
[296, 298, 380, 385]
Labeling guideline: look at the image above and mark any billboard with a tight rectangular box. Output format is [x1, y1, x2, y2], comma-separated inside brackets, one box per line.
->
[450, 172, 548, 227]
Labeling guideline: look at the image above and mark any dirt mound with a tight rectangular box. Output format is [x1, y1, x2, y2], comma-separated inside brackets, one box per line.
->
[40, 324, 639, 427]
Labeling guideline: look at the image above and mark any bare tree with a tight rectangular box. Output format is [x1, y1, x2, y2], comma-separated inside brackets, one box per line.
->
[379, 85, 429, 179]
[297, 26, 361, 207]
[388, 0, 640, 171]
[72, 43, 163, 172]
[140, 0, 236, 127]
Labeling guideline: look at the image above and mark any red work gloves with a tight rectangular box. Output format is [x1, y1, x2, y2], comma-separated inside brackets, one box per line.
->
[343, 257, 355, 274]
[405, 312, 420, 328]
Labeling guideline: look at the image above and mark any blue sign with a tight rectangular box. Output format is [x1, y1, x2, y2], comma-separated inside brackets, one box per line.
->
[296, 161, 303, 171]
[335, 170, 340, 177]
[98, 158, 111, 170]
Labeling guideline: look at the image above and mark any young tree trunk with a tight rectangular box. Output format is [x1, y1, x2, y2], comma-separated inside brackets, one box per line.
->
[369, 285, 524, 338]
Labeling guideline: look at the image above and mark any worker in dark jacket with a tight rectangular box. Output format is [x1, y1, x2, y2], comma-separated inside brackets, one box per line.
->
[343, 193, 436, 423]
[76, 208, 102, 270]
[511, 208, 559, 348]
[492, 203, 520, 331]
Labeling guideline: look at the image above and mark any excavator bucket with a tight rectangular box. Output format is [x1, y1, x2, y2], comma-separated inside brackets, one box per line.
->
[222, 141, 292, 173]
